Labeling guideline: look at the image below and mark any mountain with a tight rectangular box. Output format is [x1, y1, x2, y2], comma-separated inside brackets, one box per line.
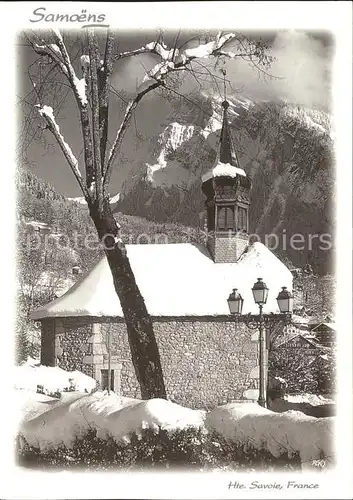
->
[115, 94, 334, 275]
[68, 192, 121, 210]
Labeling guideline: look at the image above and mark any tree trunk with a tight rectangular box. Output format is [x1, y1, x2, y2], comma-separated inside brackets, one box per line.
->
[89, 199, 167, 400]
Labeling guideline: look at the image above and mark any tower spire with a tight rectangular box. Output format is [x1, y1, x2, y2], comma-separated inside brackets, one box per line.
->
[201, 72, 252, 264]
[219, 100, 241, 167]
[218, 67, 240, 168]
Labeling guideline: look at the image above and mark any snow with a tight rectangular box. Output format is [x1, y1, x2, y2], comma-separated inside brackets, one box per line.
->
[14, 359, 97, 394]
[184, 41, 216, 59]
[49, 44, 61, 56]
[18, 391, 205, 452]
[80, 54, 90, 68]
[146, 123, 196, 188]
[206, 402, 334, 464]
[15, 364, 333, 465]
[145, 41, 176, 61]
[142, 60, 175, 83]
[202, 162, 246, 183]
[182, 34, 237, 59]
[24, 220, 50, 230]
[109, 192, 120, 204]
[73, 76, 87, 106]
[68, 196, 87, 205]
[38, 106, 82, 180]
[31, 241, 293, 319]
[284, 394, 334, 406]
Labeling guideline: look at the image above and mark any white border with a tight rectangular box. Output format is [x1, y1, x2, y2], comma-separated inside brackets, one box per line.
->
[0, 1, 352, 499]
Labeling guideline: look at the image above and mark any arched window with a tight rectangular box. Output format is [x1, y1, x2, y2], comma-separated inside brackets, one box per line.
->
[218, 206, 234, 230]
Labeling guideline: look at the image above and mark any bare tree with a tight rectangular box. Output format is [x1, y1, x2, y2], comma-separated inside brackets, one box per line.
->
[23, 28, 273, 399]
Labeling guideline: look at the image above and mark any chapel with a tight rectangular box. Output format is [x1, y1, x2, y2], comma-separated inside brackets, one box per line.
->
[32, 100, 293, 408]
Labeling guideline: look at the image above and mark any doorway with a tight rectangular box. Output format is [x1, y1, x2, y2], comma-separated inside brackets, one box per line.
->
[101, 369, 114, 391]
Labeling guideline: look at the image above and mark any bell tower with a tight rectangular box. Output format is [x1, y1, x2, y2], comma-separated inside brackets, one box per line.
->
[201, 100, 251, 263]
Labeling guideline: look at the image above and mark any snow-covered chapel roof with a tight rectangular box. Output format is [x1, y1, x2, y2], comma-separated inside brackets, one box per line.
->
[31, 242, 292, 320]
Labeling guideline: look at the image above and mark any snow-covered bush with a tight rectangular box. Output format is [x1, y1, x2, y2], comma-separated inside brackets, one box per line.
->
[16, 427, 301, 472]
[206, 402, 334, 466]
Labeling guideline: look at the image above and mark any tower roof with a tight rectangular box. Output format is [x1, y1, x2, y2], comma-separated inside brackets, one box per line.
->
[202, 99, 246, 183]
[219, 100, 241, 167]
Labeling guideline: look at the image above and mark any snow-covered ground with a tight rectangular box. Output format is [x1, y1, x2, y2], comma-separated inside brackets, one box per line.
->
[15, 361, 334, 467]
[284, 394, 334, 405]
[14, 358, 97, 394]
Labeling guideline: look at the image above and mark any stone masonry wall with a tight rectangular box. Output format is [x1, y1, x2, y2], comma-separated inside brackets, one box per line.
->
[43, 316, 259, 409]
[207, 233, 248, 263]
[52, 318, 94, 378]
[41, 319, 55, 367]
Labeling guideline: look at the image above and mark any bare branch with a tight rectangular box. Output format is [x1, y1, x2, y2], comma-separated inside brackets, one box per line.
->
[36, 104, 89, 199]
[99, 30, 115, 169]
[103, 80, 162, 189]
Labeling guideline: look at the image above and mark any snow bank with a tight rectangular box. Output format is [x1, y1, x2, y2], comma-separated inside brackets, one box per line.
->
[14, 359, 97, 394]
[18, 391, 205, 452]
[205, 403, 333, 465]
[284, 394, 334, 406]
[14, 390, 63, 424]
[93, 398, 206, 442]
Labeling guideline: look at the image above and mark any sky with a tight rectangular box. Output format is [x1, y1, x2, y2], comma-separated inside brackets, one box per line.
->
[17, 28, 334, 197]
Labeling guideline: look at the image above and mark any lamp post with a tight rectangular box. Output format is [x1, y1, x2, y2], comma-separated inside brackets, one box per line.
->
[251, 278, 269, 407]
[227, 278, 293, 408]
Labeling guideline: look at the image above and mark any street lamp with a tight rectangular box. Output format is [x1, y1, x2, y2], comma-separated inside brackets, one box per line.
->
[276, 286, 294, 314]
[227, 288, 244, 315]
[227, 278, 293, 408]
[252, 278, 269, 305]
[251, 278, 268, 407]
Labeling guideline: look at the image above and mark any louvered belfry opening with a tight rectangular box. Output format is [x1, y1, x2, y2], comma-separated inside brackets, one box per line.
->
[201, 100, 252, 263]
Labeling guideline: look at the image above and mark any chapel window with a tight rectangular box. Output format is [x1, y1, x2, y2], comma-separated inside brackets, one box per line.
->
[218, 206, 234, 230]
[237, 206, 248, 232]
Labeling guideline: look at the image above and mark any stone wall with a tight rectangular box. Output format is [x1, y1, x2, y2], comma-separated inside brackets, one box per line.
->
[55, 318, 94, 378]
[41, 319, 55, 367]
[42, 316, 259, 409]
[207, 232, 248, 263]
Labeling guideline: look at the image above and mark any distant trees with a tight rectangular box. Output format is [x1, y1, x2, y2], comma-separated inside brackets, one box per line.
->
[268, 348, 336, 394]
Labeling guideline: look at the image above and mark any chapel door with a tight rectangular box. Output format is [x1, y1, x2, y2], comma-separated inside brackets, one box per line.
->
[101, 369, 114, 391]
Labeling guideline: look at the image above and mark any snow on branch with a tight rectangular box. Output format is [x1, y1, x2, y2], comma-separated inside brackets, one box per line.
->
[117, 32, 266, 75]
[36, 104, 88, 199]
[31, 41, 68, 76]
[31, 31, 88, 107]
[117, 41, 177, 62]
[33, 30, 94, 184]
[116, 33, 263, 91]
[48, 30, 87, 107]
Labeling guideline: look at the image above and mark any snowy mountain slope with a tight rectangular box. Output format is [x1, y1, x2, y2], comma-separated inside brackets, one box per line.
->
[116, 94, 334, 274]
[67, 196, 87, 205]
[68, 192, 120, 206]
